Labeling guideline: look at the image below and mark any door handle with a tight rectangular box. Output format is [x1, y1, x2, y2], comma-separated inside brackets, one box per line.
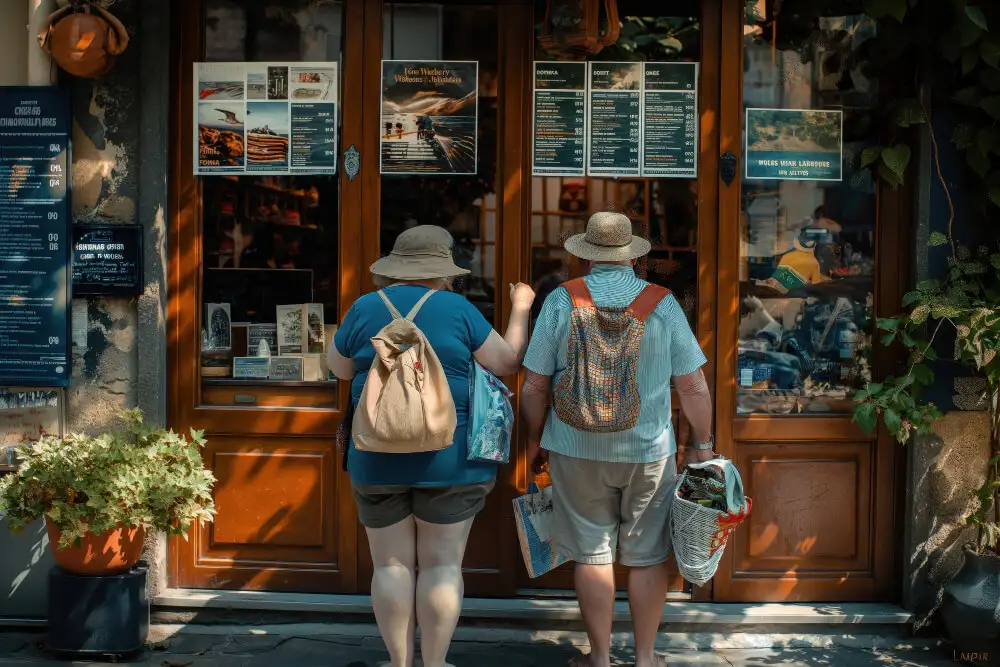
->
[720, 151, 738, 187]
[344, 144, 360, 181]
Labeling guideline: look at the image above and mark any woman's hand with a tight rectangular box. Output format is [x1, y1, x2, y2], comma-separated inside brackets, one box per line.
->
[509, 282, 536, 310]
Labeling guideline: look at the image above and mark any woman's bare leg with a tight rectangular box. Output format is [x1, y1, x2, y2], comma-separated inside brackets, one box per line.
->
[366, 516, 417, 667]
[414, 517, 475, 667]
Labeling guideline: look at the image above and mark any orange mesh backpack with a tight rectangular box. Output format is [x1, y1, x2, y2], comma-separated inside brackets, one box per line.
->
[553, 278, 670, 433]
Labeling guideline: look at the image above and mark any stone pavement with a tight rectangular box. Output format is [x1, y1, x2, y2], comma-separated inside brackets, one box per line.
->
[0, 627, 965, 667]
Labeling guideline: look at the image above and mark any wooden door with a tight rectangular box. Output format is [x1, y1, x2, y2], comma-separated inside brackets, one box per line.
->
[514, 0, 722, 598]
[711, 0, 905, 602]
[168, 0, 370, 593]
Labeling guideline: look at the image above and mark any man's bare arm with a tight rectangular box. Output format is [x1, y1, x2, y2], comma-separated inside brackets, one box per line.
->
[674, 368, 713, 460]
[521, 370, 552, 472]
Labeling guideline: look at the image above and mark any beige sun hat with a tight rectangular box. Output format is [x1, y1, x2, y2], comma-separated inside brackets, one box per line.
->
[370, 225, 471, 280]
[564, 211, 651, 262]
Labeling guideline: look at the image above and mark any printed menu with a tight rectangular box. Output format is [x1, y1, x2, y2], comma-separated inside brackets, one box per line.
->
[0, 87, 72, 386]
[532, 62, 587, 176]
[642, 62, 698, 178]
[587, 62, 643, 178]
[194, 62, 339, 176]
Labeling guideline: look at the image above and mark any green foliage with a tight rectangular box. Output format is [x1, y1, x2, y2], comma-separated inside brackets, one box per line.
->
[854, 0, 1000, 555]
[0, 410, 216, 549]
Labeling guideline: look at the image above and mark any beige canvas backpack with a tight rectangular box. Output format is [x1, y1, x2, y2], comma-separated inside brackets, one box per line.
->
[352, 290, 457, 453]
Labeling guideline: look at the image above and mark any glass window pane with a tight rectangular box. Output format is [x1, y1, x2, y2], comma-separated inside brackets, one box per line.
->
[379, 3, 499, 324]
[738, 1, 876, 415]
[199, 0, 344, 408]
[530, 0, 702, 327]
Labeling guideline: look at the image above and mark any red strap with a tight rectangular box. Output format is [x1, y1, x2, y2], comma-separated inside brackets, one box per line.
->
[562, 278, 595, 309]
[628, 285, 671, 322]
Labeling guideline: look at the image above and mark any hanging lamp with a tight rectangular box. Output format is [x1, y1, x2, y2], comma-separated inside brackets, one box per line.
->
[538, 0, 621, 57]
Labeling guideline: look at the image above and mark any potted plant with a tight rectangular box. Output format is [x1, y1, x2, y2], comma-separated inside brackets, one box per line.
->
[0, 409, 216, 576]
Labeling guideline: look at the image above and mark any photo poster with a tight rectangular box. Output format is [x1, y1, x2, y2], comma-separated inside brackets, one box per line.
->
[532, 61, 587, 177]
[194, 62, 339, 176]
[744, 108, 844, 181]
[587, 62, 643, 178]
[380, 60, 479, 175]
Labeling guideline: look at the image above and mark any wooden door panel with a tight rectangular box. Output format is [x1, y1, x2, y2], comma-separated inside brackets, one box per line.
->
[173, 434, 356, 593]
[732, 442, 872, 573]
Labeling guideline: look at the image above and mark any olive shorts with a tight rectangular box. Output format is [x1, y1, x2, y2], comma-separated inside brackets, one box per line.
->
[549, 452, 678, 567]
[352, 479, 496, 529]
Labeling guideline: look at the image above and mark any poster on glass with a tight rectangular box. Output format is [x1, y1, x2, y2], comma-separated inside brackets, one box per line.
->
[380, 61, 478, 175]
[194, 62, 339, 175]
[744, 108, 843, 181]
[532, 61, 587, 177]
[587, 62, 642, 178]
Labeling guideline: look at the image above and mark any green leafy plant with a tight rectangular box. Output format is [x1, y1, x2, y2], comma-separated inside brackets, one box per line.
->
[852, 0, 1000, 555]
[0, 409, 216, 549]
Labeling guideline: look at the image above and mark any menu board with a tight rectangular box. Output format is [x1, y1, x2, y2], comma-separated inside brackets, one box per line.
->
[642, 63, 698, 178]
[380, 61, 479, 175]
[0, 87, 71, 387]
[72, 224, 143, 296]
[194, 62, 339, 176]
[587, 62, 643, 178]
[532, 62, 587, 176]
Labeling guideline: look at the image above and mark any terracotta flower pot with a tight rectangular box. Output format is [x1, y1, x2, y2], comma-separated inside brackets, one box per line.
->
[45, 520, 146, 576]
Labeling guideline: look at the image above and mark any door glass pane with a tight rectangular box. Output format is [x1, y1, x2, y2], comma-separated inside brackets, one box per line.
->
[199, 0, 343, 409]
[379, 3, 499, 323]
[529, 0, 702, 327]
[737, 0, 876, 415]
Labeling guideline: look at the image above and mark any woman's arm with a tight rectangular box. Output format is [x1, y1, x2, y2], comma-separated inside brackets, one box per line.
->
[473, 283, 535, 377]
[327, 345, 355, 381]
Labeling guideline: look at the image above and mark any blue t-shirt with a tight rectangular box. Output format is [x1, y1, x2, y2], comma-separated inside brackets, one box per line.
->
[334, 286, 496, 487]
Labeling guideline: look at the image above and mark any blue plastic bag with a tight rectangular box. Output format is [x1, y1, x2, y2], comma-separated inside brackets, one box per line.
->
[467, 360, 513, 463]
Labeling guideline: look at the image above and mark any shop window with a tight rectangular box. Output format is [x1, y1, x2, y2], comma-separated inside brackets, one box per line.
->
[530, 0, 702, 326]
[737, 0, 876, 414]
[198, 0, 344, 407]
[379, 3, 500, 323]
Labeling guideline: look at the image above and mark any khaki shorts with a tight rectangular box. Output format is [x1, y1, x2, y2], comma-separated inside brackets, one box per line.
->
[352, 479, 496, 529]
[549, 452, 677, 567]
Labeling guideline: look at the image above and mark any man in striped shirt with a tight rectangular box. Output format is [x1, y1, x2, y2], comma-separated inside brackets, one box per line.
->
[521, 212, 715, 667]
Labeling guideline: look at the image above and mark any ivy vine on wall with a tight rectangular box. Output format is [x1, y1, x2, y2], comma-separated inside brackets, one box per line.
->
[852, 0, 1000, 554]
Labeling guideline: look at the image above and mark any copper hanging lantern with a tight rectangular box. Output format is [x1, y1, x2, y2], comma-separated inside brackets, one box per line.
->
[37, 0, 130, 79]
[538, 0, 621, 57]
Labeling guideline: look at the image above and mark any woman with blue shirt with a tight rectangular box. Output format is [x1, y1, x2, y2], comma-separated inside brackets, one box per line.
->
[328, 225, 534, 667]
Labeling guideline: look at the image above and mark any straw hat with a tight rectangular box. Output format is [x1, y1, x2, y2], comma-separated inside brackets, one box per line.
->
[564, 211, 651, 262]
[370, 225, 471, 280]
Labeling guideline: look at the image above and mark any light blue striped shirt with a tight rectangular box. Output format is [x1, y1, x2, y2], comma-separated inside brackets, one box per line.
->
[523, 264, 707, 463]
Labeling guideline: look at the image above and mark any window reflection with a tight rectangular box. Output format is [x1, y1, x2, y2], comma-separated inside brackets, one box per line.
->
[198, 0, 343, 402]
[379, 4, 499, 323]
[530, 0, 701, 327]
[738, 1, 876, 414]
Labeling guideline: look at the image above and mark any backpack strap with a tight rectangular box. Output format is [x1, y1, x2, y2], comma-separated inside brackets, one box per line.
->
[404, 289, 436, 321]
[377, 290, 405, 320]
[628, 284, 672, 322]
[562, 278, 595, 309]
[377, 289, 437, 322]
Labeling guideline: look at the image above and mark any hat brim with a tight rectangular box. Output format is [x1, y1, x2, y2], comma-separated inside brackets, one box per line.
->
[564, 234, 652, 262]
[369, 255, 471, 281]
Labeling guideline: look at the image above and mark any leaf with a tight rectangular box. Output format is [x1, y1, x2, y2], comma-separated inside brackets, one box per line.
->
[911, 304, 932, 324]
[964, 48, 981, 75]
[878, 317, 902, 331]
[881, 144, 912, 180]
[894, 99, 926, 127]
[881, 331, 898, 346]
[658, 36, 683, 52]
[861, 146, 883, 168]
[960, 14, 984, 47]
[954, 86, 983, 106]
[979, 127, 1000, 156]
[854, 403, 878, 435]
[983, 95, 1000, 118]
[966, 5, 988, 31]
[982, 68, 1000, 92]
[968, 145, 992, 177]
[866, 0, 908, 22]
[982, 39, 1000, 68]
[989, 186, 1000, 207]
[884, 408, 903, 435]
[928, 231, 950, 246]
[953, 123, 976, 148]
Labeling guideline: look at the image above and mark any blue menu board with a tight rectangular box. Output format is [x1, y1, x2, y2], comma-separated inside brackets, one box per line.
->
[642, 63, 698, 178]
[587, 62, 642, 177]
[532, 62, 587, 176]
[0, 87, 72, 386]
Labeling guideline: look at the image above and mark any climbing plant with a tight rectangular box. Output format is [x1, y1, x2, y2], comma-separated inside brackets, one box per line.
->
[851, 0, 1000, 555]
